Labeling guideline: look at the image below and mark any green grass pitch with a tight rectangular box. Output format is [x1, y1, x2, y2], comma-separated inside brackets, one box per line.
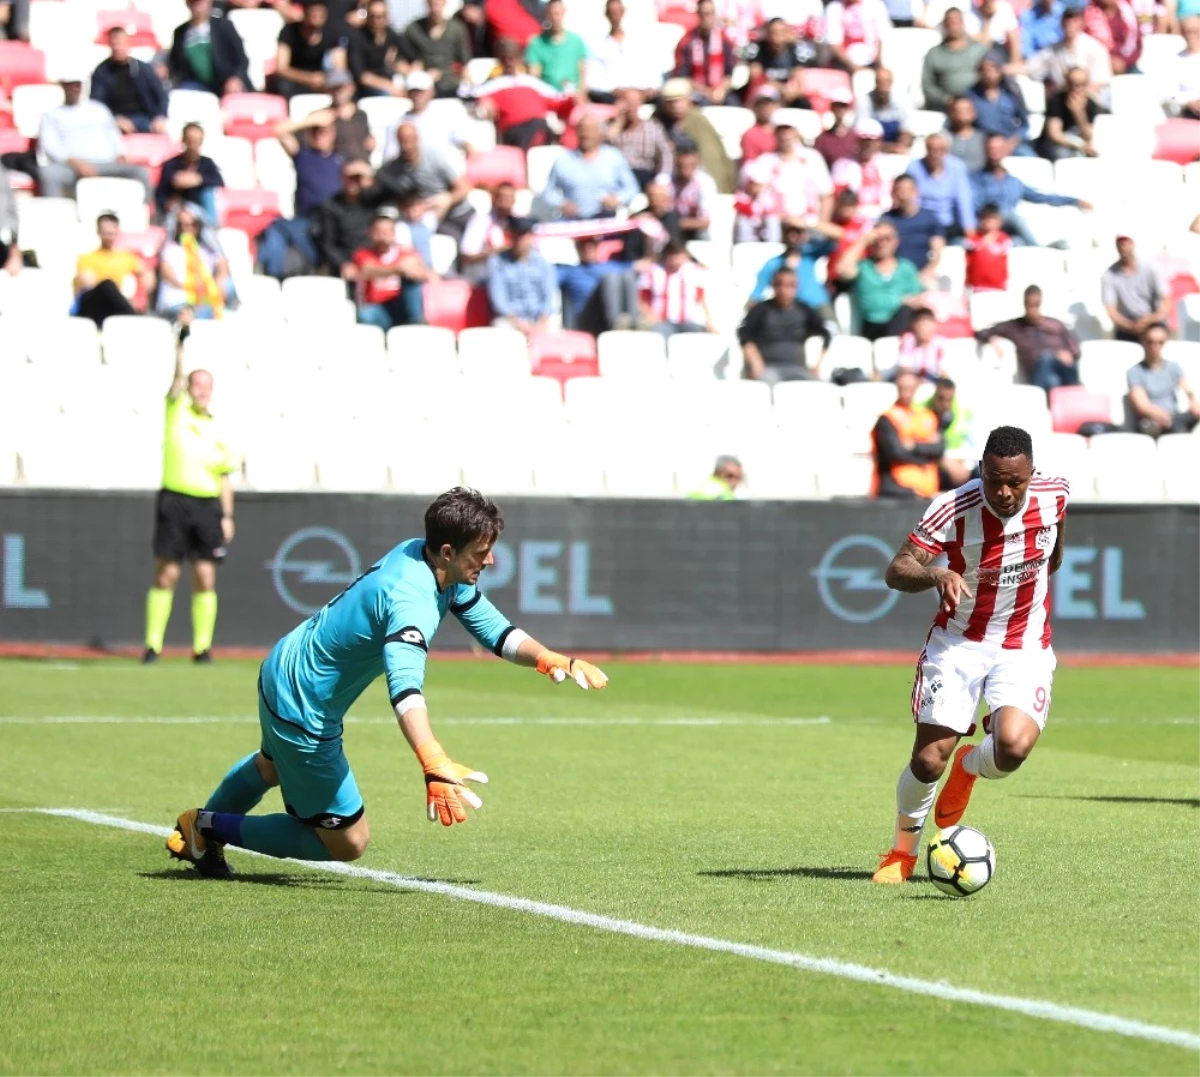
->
[1, 657, 1197, 1076]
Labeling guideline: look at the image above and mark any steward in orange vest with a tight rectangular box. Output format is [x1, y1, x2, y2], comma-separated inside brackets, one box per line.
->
[872, 370, 945, 499]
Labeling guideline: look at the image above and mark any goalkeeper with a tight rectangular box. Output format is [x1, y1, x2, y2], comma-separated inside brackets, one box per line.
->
[166, 487, 607, 878]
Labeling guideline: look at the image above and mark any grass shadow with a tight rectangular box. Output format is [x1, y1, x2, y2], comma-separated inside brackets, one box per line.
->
[1020, 795, 1200, 808]
[699, 866, 875, 882]
[138, 870, 482, 890]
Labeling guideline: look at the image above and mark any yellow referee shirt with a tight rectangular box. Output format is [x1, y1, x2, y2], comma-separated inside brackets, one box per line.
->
[162, 394, 234, 498]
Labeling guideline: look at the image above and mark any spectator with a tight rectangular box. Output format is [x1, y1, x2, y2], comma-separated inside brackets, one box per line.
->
[588, 0, 636, 103]
[815, 89, 861, 167]
[1164, 16, 1200, 119]
[458, 181, 517, 281]
[316, 71, 374, 161]
[976, 283, 1081, 390]
[970, 133, 1091, 244]
[169, 0, 250, 96]
[740, 86, 782, 163]
[971, 0, 1022, 58]
[607, 87, 674, 189]
[312, 159, 379, 277]
[91, 27, 169, 135]
[656, 79, 736, 193]
[388, 71, 476, 159]
[524, 0, 587, 95]
[906, 131, 975, 237]
[883, 173, 946, 283]
[871, 369, 945, 499]
[738, 266, 831, 383]
[924, 376, 976, 487]
[1024, 7, 1112, 97]
[352, 208, 430, 329]
[664, 141, 717, 240]
[968, 50, 1031, 148]
[377, 122, 473, 240]
[825, 0, 892, 72]
[673, 0, 738, 105]
[638, 240, 716, 340]
[741, 123, 835, 232]
[893, 306, 946, 379]
[555, 236, 640, 332]
[1102, 235, 1171, 342]
[274, 0, 348, 99]
[37, 73, 152, 201]
[946, 95, 987, 172]
[748, 218, 836, 313]
[74, 213, 155, 325]
[922, 9, 990, 111]
[487, 217, 557, 337]
[838, 221, 924, 340]
[688, 455, 744, 500]
[1020, 0, 1066, 58]
[1083, 0, 1142, 74]
[617, 180, 683, 267]
[467, 41, 568, 150]
[393, 188, 434, 271]
[0, 0, 28, 40]
[713, 0, 766, 48]
[857, 66, 912, 152]
[157, 205, 232, 320]
[743, 16, 815, 104]
[0, 166, 18, 276]
[543, 113, 639, 219]
[401, 0, 469, 97]
[349, 0, 412, 97]
[825, 189, 876, 291]
[1127, 323, 1200, 434]
[156, 123, 225, 221]
[963, 202, 1011, 289]
[831, 120, 902, 218]
[1036, 65, 1103, 157]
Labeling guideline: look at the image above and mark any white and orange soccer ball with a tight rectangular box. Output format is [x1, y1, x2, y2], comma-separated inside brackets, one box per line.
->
[926, 825, 996, 897]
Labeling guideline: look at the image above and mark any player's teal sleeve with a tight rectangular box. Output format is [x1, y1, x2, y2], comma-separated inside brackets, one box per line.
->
[451, 585, 514, 655]
[381, 590, 442, 708]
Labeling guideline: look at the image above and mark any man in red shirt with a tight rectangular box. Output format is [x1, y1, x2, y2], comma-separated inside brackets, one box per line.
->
[814, 89, 861, 167]
[964, 203, 1011, 292]
[826, 189, 873, 295]
[468, 37, 574, 150]
[740, 85, 782, 163]
[351, 209, 432, 330]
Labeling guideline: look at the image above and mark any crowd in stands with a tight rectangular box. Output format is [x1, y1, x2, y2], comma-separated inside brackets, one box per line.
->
[0, 0, 1198, 500]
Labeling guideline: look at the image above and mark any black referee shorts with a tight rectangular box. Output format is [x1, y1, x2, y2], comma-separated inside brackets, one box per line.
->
[153, 489, 227, 564]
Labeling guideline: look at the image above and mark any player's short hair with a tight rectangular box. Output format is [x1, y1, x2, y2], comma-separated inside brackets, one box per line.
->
[425, 487, 504, 552]
[983, 425, 1033, 464]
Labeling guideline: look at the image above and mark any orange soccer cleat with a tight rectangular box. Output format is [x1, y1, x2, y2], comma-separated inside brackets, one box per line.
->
[934, 744, 979, 828]
[872, 849, 918, 884]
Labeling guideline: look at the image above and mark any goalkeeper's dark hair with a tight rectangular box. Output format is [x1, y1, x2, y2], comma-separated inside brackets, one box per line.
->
[425, 487, 504, 552]
[983, 425, 1033, 464]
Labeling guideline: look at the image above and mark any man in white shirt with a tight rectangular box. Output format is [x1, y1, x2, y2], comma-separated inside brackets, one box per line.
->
[1024, 7, 1112, 99]
[383, 71, 475, 163]
[587, 0, 644, 101]
[37, 72, 152, 200]
[1165, 16, 1200, 119]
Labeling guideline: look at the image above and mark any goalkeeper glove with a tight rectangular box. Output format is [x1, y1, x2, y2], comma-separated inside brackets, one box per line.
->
[414, 740, 488, 826]
[536, 650, 609, 690]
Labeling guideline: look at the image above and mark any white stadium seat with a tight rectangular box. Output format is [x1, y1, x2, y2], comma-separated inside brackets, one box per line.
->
[702, 105, 756, 159]
[458, 327, 531, 378]
[1089, 433, 1161, 500]
[101, 316, 174, 369]
[1158, 434, 1199, 501]
[13, 82, 64, 138]
[387, 325, 458, 371]
[1037, 432, 1095, 499]
[288, 93, 333, 122]
[597, 331, 668, 379]
[460, 448, 538, 495]
[666, 332, 730, 380]
[24, 317, 101, 367]
[387, 434, 463, 493]
[281, 276, 350, 324]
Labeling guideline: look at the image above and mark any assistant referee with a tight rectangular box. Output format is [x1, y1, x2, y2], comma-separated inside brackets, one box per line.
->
[143, 319, 236, 663]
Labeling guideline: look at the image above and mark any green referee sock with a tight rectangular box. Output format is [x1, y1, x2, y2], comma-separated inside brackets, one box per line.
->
[192, 592, 218, 654]
[144, 588, 174, 653]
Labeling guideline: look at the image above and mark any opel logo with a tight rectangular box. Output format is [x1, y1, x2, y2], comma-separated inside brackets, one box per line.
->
[267, 527, 361, 615]
[812, 534, 900, 624]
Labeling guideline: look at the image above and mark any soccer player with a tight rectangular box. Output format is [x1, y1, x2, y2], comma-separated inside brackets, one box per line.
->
[166, 488, 608, 878]
[871, 426, 1068, 884]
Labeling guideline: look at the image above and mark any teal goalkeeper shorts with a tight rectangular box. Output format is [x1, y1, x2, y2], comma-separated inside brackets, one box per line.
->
[257, 682, 364, 830]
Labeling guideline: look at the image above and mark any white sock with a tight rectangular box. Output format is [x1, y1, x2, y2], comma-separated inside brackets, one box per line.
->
[894, 764, 938, 855]
[962, 735, 1006, 780]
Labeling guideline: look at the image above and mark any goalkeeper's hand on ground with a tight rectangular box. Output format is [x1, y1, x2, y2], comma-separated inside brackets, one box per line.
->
[536, 650, 609, 690]
[415, 741, 488, 826]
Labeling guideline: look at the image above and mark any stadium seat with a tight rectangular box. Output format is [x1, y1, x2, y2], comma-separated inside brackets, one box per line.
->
[23, 317, 101, 367]
[118, 132, 178, 186]
[983, 384, 1052, 438]
[906, 109, 948, 138]
[816, 454, 875, 497]
[243, 437, 317, 491]
[458, 326, 531, 378]
[222, 92, 288, 141]
[0, 266, 73, 318]
[524, 143, 563, 197]
[772, 380, 845, 430]
[94, 8, 158, 46]
[387, 437, 463, 493]
[771, 107, 822, 143]
[0, 44, 47, 93]
[665, 332, 730, 380]
[702, 105, 755, 160]
[316, 448, 390, 493]
[226, 7, 285, 90]
[101, 316, 174, 369]
[280, 276, 348, 323]
[74, 177, 149, 233]
[816, 334, 873, 381]
[465, 145, 527, 189]
[218, 188, 282, 238]
[1109, 74, 1164, 122]
[421, 279, 473, 333]
[386, 325, 458, 371]
[1157, 434, 1200, 501]
[1048, 386, 1115, 434]
[459, 448, 537, 495]
[166, 88, 223, 138]
[1037, 432, 1095, 497]
[1154, 119, 1200, 165]
[288, 93, 333, 122]
[12, 81, 62, 137]
[731, 242, 784, 302]
[427, 232, 458, 277]
[1089, 432, 1161, 500]
[797, 69, 853, 113]
[236, 274, 284, 320]
[207, 137, 257, 189]
[603, 453, 678, 498]
[532, 353, 601, 392]
[532, 444, 607, 496]
[0, 128, 30, 154]
[597, 331, 668, 379]
[968, 289, 1024, 333]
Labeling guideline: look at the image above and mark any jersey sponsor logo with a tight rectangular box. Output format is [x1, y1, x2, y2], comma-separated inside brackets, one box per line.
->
[977, 556, 1044, 588]
[812, 534, 902, 624]
[1035, 525, 1055, 551]
[913, 523, 936, 545]
[268, 527, 362, 615]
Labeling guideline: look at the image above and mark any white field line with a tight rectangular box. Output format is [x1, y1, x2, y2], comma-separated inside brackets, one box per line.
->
[0, 715, 835, 727]
[3, 807, 1198, 1054]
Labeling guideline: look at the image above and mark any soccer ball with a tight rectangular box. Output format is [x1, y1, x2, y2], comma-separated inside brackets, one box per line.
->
[926, 825, 996, 897]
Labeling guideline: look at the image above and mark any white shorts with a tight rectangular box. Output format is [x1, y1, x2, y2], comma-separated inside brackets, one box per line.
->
[910, 629, 1057, 736]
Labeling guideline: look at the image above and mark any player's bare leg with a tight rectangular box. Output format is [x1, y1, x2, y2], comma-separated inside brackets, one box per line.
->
[874, 724, 959, 884]
[935, 707, 1040, 826]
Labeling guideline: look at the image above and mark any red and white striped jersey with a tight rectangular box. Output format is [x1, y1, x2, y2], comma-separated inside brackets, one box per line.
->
[908, 475, 1070, 650]
[638, 262, 707, 326]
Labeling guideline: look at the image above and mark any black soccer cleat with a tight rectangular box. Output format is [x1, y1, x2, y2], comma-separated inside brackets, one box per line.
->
[193, 650, 213, 664]
[141, 648, 159, 665]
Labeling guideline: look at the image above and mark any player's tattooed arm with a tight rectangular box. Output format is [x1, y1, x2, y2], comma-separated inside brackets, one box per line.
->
[1048, 515, 1066, 575]
[887, 539, 972, 615]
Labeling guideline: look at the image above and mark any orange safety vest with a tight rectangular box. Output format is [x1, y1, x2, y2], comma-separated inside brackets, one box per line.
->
[872, 404, 940, 499]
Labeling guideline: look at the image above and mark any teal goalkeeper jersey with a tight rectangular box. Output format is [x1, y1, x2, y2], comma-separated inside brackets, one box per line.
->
[260, 537, 512, 736]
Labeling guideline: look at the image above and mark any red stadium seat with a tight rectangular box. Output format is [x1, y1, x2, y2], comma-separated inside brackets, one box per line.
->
[1153, 119, 1200, 165]
[117, 227, 167, 265]
[0, 128, 30, 154]
[920, 291, 973, 338]
[465, 283, 492, 328]
[0, 108, 13, 129]
[1049, 387, 1114, 434]
[218, 188, 282, 238]
[800, 68, 854, 113]
[0, 44, 47, 92]
[423, 279, 474, 333]
[222, 92, 287, 140]
[465, 146, 527, 189]
[119, 133, 177, 187]
[94, 9, 158, 47]
[658, 3, 699, 31]
[530, 330, 599, 389]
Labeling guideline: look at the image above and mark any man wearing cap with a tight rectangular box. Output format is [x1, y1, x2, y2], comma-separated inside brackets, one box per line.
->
[275, 0, 348, 99]
[385, 71, 475, 160]
[606, 86, 673, 189]
[657, 78, 736, 193]
[487, 217, 557, 338]
[831, 119, 902, 218]
[671, 0, 738, 105]
[814, 88, 860, 167]
[741, 85, 781, 162]
[37, 73, 151, 200]
[313, 159, 379, 278]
